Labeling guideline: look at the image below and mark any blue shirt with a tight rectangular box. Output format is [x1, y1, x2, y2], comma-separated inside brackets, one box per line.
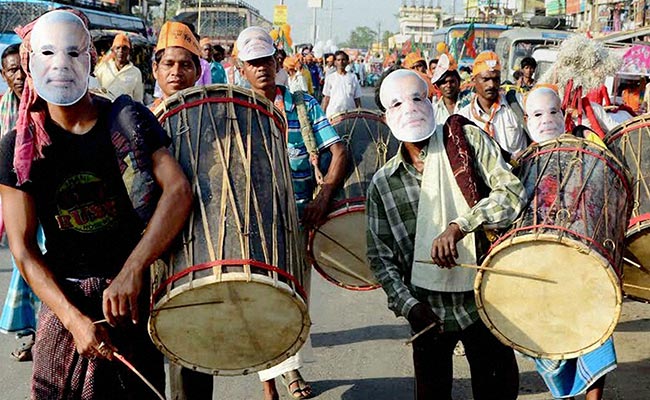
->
[210, 61, 227, 84]
[280, 86, 340, 215]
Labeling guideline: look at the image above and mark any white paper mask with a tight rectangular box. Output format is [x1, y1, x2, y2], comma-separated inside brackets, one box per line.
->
[380, 69, 436, 143]
[525, 87, 565, 143]
[29, 10, 91, 106]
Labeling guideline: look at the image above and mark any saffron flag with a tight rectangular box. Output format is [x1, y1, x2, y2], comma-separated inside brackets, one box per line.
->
[462, 22, 476, 59]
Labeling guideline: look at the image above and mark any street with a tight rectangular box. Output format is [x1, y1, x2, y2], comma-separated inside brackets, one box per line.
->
[1, 88, 650, 399]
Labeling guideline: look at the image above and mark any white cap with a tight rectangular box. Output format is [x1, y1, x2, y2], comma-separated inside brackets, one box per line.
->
[236, 26, 276, 62]
[431, 53, 452, 84]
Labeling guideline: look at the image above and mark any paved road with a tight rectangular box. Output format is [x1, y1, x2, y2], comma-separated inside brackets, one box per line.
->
[1, 88, 650, 399]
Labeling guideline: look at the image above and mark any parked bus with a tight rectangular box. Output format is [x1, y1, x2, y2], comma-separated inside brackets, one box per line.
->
[0, 0, 155, 94]
[430, 23, 509, 67]
[495, 28, 572, 83]
[0, 0, 148, 37]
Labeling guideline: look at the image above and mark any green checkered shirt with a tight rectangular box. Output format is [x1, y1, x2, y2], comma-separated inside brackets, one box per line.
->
[366, 124, 526, 332]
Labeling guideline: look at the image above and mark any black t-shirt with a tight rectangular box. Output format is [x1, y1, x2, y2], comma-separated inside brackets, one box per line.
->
[0, 101, 169, 279]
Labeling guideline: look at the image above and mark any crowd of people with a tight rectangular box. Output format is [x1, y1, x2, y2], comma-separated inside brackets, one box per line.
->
[0, 6, 640, 400]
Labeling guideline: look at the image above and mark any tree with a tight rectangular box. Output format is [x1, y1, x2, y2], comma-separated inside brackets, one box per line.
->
[382, 30, 394, 50]
[343, 26, 377, 49]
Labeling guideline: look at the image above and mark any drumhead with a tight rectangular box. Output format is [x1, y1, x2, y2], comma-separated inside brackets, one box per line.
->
[308, 207, 380, 290]
[475, 235, 621, 359]
[149, 272, 310, 376]
[623, 229, 650, 302]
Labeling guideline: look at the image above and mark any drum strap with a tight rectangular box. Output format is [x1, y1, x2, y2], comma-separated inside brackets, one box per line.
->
[443, 114, 499, 249]
[292, 90, 324, 184]
[105, 94, 160, 225]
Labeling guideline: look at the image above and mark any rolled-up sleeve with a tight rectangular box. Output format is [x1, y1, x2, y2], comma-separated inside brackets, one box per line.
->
[367, 177, 419, 318]
[452, 126, 527, 232]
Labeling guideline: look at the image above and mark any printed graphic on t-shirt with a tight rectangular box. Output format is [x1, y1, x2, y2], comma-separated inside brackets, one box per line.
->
[54, 172, 118, 233]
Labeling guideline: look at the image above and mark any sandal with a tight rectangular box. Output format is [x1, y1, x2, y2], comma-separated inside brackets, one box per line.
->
[281, 369, 312, 399]
[11, 340, 34, 362]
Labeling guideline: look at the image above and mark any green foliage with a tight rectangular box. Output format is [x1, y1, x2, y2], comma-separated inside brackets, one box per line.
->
[343, 26, 377, 49]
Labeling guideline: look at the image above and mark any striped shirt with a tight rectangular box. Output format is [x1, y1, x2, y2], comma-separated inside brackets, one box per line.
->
[280, 86, 340, 215]
[366, 124, 526, 331]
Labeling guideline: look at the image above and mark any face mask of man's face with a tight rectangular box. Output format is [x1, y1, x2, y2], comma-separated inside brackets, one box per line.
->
[29, 11, 91, 106]
[526, 89, 565, 143]
[381, 71, 437, 143]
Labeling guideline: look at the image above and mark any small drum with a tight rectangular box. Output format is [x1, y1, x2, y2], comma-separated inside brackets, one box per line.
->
[606, 114, 650, 301]
[307, 109, 399, 290]
[475, 136, 632, 359]
[151, 85, 310, 375]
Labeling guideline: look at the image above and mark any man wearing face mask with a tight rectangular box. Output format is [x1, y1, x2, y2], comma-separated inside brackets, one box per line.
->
[524, 85, 615, 400]
[94, 33, 144, 102]
[367, 69, 525, 399]
[459, 51, 528, 157]
[0, 9, 192, 398]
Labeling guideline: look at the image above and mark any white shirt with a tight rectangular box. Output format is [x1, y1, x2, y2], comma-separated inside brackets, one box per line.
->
[287, 73, 308, 93]
[94, 58, 144, 102]
[459, 95, 528, 156]
[322, 71, 362, 118]
[412, 126, 477, 291]
[433, 97, 461, 125]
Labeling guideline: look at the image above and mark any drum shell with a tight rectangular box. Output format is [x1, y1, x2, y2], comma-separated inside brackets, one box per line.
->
[476, 136, 632, 359]
[606, 114, 650, 300]
[308, 110, 399, 290]
[150, 85, 310, 375]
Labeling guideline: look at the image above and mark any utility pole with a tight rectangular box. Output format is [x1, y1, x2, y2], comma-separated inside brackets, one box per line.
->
[329, 0, 333, 39]
[197, 0, 202, 34]
[377, 21, 381, 53]
[312, 7, 317, 44]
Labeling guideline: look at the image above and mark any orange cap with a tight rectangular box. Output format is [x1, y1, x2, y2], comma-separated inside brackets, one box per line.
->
[403, 52, 425, 69]
[156, 21, 200, 56]
[199, 37, 212, 48]
[112, 33, 130, 49]
[472, 51, 501, 77]
[283, 56, 300, 70]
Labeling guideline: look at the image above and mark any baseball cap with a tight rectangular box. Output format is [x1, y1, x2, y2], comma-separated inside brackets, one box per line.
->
[236, 26, 276, 62]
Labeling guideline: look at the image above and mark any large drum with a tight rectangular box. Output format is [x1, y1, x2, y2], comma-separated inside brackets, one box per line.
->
[307, 109, 399, 290]
[150, 85, 310, 375]
[606, 114, 650, 302]
[475, 136, 632, 359]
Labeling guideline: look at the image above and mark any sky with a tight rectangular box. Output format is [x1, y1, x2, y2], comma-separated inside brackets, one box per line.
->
[244, 0, 464, 46]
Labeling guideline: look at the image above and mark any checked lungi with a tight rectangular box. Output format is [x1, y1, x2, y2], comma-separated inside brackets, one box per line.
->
[535, 337, 617, 398]
[32, 277, 163, 400]
[0, 226, 46, 334]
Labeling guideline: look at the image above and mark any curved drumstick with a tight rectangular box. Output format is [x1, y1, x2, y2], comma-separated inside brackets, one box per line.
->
[113, 352, 166, 400]
[93, 334, 166, 400]
[415, 260, 557, 283]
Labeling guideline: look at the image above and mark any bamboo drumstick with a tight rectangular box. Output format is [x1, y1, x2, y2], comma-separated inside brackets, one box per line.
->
[624, 257, 650, 275]
[414, 260, 556, 283]
[404, 320, 441, 346]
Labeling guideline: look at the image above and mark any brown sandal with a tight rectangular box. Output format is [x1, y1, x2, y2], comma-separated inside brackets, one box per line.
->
[10, 339, 34, 362]
[281, 369, 312, 399]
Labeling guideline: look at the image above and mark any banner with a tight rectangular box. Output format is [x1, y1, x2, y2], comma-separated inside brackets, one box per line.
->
[273, 5, 288, 26]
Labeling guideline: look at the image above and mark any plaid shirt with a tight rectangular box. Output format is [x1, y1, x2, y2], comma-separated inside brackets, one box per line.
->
[366, 124, 526, 331]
